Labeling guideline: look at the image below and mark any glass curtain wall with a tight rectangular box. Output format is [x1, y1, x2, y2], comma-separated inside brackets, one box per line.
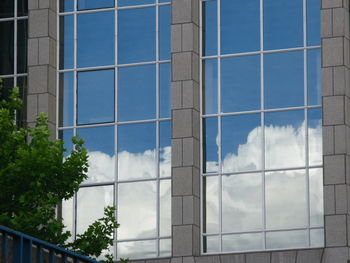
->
[0, 0, 28, 126]
[58, 0, 171, 259]
[201, 0, 323, 253]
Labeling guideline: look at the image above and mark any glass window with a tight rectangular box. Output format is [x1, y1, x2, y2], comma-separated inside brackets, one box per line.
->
[78, 0, 114, 10]
[59, 72, 74, 127]
[17, 19, 27, 74]
[60, 0, 74, 12]
[77, 11, 115, 68]
[118, 7, 156, 64]
[17, 0, 28, 16]
[118, 0, 155, 7]
[160, 63, 171, 118]
[160, 121, 171, 178]
[203, 117, 219, 173]
[202, 59, 218, 115]
[59, 15, 74, 70]
[0, 21, 14, 75]
[307, 0, 321, 46]
[202, 0, 217, 56]
[308, 49, 321, 105]
[77, 69, 115, 125]
[159, 5, 170, 60]
[0, 0, 14, 18]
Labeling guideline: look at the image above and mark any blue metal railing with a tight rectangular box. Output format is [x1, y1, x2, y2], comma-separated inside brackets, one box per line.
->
[0, 225, 100, 263]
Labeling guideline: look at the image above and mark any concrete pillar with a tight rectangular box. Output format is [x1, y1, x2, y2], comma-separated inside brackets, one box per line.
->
[27, 0, 57, 137]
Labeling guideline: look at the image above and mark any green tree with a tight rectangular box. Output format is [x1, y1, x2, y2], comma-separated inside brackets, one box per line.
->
[0, 79, 119, 262]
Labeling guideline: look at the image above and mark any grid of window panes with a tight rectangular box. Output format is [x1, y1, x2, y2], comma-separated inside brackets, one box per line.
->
[58, 0, 171, 259]
[201, 0, 323, 253]
[0, 0, 28, 126]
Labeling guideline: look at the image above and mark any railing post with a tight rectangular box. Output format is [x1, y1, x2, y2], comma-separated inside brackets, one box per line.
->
[13, 235, 23, 263]
[49, 250, 56, 263]
[2, 233, 8, 263]
[36, 245, 43, 263]
[23, 238, 32, 263]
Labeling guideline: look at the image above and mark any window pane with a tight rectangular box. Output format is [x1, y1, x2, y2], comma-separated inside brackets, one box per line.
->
[203, 117, 218, 173]
[202, 0, 217, 56]
[62, 197, 73, 241]
[264, 0, 303, 50]
[160, 239, 171, 257]
[0, 78, 13, 101]
[17, 0, 28, 16]
[117, 240, 156, 259]
[77, 126, 115, 183]
[202, 59, 218, 114]
[222, 173, 262, 232]
[221, 0, 260, 54]
[265, 110, 305, 169]
[118, 122, 157, 180]
[222, 233, 263, 252]
[264, 51, 304, 109]
[0, 0, 14, 18]
[309, 168, 324, 227]
[308, 108, 322, 166]
[17, 19, 27, 74]
[0, 21, 14, 75]
[266, 230, 308, 249]
[307, 0, 320, 46]
[160, 63, 171, 118]
[221, 55, 260, 113]
[118, 64, 156, 121]
[77, 11, 114, 68]
[160, 180, 171, 236]
[203, 176, 219, 234]
[59, 129, 74, 157]
[265, 169, 307, 229]
[310, 229, 324, 247]
[77, 186, 114, 234]
[59, 15, 74, 69]
[77, 69, 115, 125]
[118, 181, 157, 239]
[60, 0, 74, 12]
[118, 0, 155, 7]
[78, 0, 114, 10]
[118, 7, 156, 64]
[160, 121, 171, 178]
[222, 114, 262, 173]
[16, 76, 27, 127]
[59, 72, 74, 127]
[203, 236, 220, 253]
[159, 5, 170, 60]
[308, 49, 321, 105]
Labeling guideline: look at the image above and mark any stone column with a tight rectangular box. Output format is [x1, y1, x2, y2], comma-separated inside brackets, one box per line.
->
[321, 0, 350, 262]
[27, 0, 57, 138]
[171, 0, 201, 262]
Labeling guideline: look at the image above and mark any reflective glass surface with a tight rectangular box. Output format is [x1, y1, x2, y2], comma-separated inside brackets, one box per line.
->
[118, 181, 157, 239]
[222, 233, 263, 252]
[59, 129, 74, 157]
[118, 65, 156, 121]
[17, 0, 28, 16]
[160, 63, 171, 118]
[204, 236, 220, 253]
[264, 0, 303, 50]
[0, 0, 14, 18]
[118, 7, 156, 64]
[160, 180, 171, 236]
[159, 5, 170, 60]
[118, 122, 156, 180]
[308, 49, 321, 105]
[77, 11, 114, 68]
[221, 55, 260, 113]
[309, 168, 324, 227]
[62, 198, 73, 240]
[221, 114, 261, 173]
[266, 230, 308, 249]
[265, 169, 307, 229]
[0, 78, 13, 101]
[77, 126, 115, 183]
[59, 72, 74, 127]
[117, 240, 157, 259]
[202, 0, 217, 56]
[78, 0, 114, 10]
[77, 186, 114, 234]
[17, 19, 27, 74]
[118, 0, 155, 7]
[59, 15, 74, 69]
[0, 21, 14, 75]
[265, 110, 305, 169]
[160, 121, 171, 178]
[222, 173, 262, 232]
[221, 0, 260, 54]
[310, 229, 324, 247]
[77, 69, 115, 125]
[204, 176, 219, 233]
[160, 239, 171, 257]
[202, 59, 218, 114]
[307, 0, 321, 46]
[308, 109, 322, 166]
[60, 0, 74, 12]
[264, 51, 304, 109]
[203, 117, 218, 173]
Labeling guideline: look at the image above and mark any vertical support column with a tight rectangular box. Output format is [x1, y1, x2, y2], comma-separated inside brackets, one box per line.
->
[27, 0, 57, 138]
[321, 0, 350, 262]
[171, 0, 201, 261]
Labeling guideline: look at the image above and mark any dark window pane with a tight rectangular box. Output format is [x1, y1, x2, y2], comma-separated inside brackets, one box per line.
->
[118, 7, 156, 64]
[202, 59, 218, 114]
[118, 64, 156, 121]
[77, 11, 115, 68]
[0, 0, 14, 18]
[60, 0, 74, 12]
[78, 0, 114, 10]
[118, 0, 154, 7]
[202, 0, 217, 56]
[17, 0, 28, 16]
[77, 69, 115, 125]
[0, 78, 14, 102]
[60, 15, 74, 69]
[221, 0, 260, 54]
[0, 21, 14, 75]
[221, 55, 260, 113]
[264, 0, 303, 50]
[159, 5, 170, 60]
[17, 19, 28, 74]
[307, 0, 320, 46]
[16, 76, 27, 127]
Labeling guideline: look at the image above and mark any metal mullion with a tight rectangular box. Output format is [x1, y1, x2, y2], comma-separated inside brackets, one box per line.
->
[80, 181, 115, 187]
[118, 2, 171, 10]
[56, 0, 60, 139]
[117, 236, 172, 243]
[13, 0, 17, 86]
[0, 73, 27, 78]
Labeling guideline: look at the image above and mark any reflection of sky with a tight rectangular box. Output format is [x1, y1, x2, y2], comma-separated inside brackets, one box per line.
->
[308, 49, 321, 105]
[202, 0, 217, 56]
[160, 63, 171, 118]
[78, 0, 114, 10]
[307, 0, 321, 46]
[60, 15, 73, 69]
[159, 5, 170, 60]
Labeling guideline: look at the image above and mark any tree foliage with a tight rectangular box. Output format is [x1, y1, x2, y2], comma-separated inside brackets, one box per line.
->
[0, 79, 119, 261]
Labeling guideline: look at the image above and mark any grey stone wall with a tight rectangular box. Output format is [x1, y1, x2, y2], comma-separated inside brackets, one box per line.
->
[27, 0, 57, 138]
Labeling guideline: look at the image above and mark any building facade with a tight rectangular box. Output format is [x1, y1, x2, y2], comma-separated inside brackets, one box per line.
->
[0, 0, 350, 262]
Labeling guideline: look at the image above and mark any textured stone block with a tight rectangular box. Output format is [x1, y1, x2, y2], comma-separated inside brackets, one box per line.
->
[28, 0, 39, 10]
[182, 80, 199, 111]
[172, 81, 182, 109]
[325, 215, 347, 246]
[324, 155, 346, 184]
[183, 257, 195, 263]
[182, 23, 199, 54]
[322, 37, 344, 67]
[182, 137, 200, 168]
[28, 39, 39, 66]
[173, 167, 193, 196]
[324, 185, 335, 215]
[28, 66, 48, 94]
[172, 0, 192, 24]
[173, 52, 193, 81]
[321, 247, 347, 263]
[322, 67, 333, 96]
[171, 258, 182, 263]
[335, 125, 346, 154]
[296, 249, 323, 263]
[173, 225, 193, 256]
[195, 256, 220, 263]
[271, 251, 296, 263]
[48, 65, 57, 96]
[334, 66, 346, 95]
[173, 109, 193, 138]
[332, 8, 346, 37]
[29, 9, 48, 38]
[172, 138, 183, 167]
[220, 254, 245, 263]
[321, 9, 332, 38]
[27, 94, 38, 123]
[49, 10, 57, 40]
[322, 0, 343, 8]
[323, 126, 334, 155]
[38, 37, 50, 65]
[323, 96, 344, 125]
[172, 24, 182, 53]
[335, 184, 347, 214]
[246, 252, 270, 263]
[182, 196, 200, 225]
[172, 196, 183, 225]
